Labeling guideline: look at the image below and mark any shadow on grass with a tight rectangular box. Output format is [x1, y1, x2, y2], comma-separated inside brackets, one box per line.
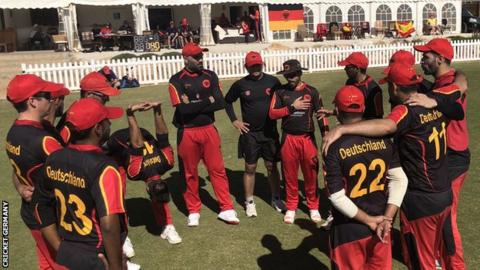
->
[257, 229, 329, 270]
[125, 197, 162, 236]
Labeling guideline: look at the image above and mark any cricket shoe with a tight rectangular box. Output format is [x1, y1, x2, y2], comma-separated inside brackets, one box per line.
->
[161, 225, 182, 244]
[123, 236, 135, 258]
[309, 210, 322, 223]
[271, 198, 286, 213]
[187, 213, 200, 227]
[218, 209, 240, 224]
[284, 210, 296, 224]
[127, 260, 141, 270]
[320, 213, 334, 230]
[245, 201, 257, 217]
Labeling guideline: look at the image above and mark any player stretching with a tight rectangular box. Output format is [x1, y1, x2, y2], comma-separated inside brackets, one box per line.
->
[324, 86, 407, 269]
[168, 43, 238, 226]
[269, 59, 329, 224]
[107, 101, 181, 244]
[323, 64, 454, 270]
[225, 51, 285, 217]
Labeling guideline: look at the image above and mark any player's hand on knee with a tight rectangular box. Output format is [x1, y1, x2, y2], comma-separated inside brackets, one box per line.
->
[233, 120, 250, 134]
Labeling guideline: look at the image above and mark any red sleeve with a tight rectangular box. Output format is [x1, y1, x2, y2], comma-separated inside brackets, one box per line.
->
[127, 155, 143, 180]
[269, 92, 290, 120]
[161, 146, 175, 168]
[42, 136, 62, 156]
[95, 166, 125, 217]
[168, 83, 181, 106]
[60, 126, 70, 144]
[387, 105, 409, 124]
[433, 84, 461, 96]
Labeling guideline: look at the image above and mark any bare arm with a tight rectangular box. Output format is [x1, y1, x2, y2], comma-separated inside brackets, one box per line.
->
[126, 103, 149, 149]
[454, 69, 468, 95]
[100, 214, 123, 270]
[40, 224, 61, 251]
[151, 102, 168, 135]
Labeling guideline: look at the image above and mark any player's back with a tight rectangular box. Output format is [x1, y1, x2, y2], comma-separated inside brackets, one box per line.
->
[325, 134, 398, 225]
[389, 105, 449, 193]
[44, 145, 125, 248]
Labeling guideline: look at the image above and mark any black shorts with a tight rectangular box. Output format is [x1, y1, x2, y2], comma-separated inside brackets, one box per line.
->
[56, 241, 105, 270]
[238, 131, 279, 164]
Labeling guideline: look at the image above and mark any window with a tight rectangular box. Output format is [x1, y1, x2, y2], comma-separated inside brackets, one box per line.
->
[376, 5, 392, 25]
[423, 4, 437, 22]
[303, 6, 314, 34]
[273, 30, 292, 40]
[442, 3, 456, 31]
[397, 4, 413, 21]
[326, 6, 342, 23]
[348, 5, 365, 26]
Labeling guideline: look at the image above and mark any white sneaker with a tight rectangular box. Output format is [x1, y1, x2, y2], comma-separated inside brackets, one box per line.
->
[127, 260, 141, 270]
[123, 236, 135, 259]
[187, 213, 200, 227]
[218, 209, 240, 224]
[435, 259, 442, 270]
[161, 225, 182, 244]
[245, 202, 257, 217]
[310, 210, 322, 223]
[271, 198, 286, 212]
[284, 210, 296, 224]
[321, 213, 334, 230]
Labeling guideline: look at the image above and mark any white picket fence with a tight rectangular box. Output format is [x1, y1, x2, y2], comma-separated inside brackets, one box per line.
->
[21, 39, 480, 90]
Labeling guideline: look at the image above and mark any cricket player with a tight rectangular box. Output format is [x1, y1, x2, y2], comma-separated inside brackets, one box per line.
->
[338, 52, 384, 119]
[168, 43, 238, 226]
[269, 59, 329, 224]
[106, 101, 181, 244]
[323, 63, 453, 270]
[38, 98, 126, 270]
[325, 85, 408, 270]
[225, 51, 285, 217]
[412, 38, 469, 270]
[5, 74, 65, 269]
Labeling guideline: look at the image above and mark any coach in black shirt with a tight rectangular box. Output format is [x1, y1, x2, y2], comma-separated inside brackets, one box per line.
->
[225, 51, 285, 217]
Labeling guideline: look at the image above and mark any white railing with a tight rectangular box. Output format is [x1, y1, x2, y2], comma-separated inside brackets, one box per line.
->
[21, 39, 480, 90]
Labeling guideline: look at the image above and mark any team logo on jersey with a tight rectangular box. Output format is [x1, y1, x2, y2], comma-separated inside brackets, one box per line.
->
[265, 88, 271, 95]
[245, 90, 251, 96]
[303, 94, 311, 101]
[202, 79, 211, 88]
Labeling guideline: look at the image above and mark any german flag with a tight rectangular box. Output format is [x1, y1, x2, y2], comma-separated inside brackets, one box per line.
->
[268, 4, 304, 31]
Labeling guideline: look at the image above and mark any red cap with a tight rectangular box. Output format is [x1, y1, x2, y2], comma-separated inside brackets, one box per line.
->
[338, 52, 369, 69]
[80, 72, 120, 96]
[245, 51, 263, 67]
[102, 66, 111, 75]
[414, 38, 454, 60]
[182, 43, 208, 57]
[51, 87, 71, 98]
[379, 63, 423, 86]
[333, 85, 365, 113]
[6, 74, 65, 103]
[66, 98, 123, 131]
[390, 50, 415, 66]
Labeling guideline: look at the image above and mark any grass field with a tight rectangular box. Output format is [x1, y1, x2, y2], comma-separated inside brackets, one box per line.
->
[1, 62, 479, 270]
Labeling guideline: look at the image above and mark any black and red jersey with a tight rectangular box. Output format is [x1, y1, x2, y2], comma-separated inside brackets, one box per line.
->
[432, 69, 469, 153]
[225, 73, 281, 133]
[346, 76, 383, 119]
[269, 82, 328, 136]
[324, 135, 400, 225]
[388, 105, 449, 193]
[5, 120, 62, 229]
[168, 68, 225, 128]
[41, 144, 126, 249]
[107, 128, 174, 182]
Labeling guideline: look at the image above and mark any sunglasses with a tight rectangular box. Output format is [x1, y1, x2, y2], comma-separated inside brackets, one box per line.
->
[87, 91, 109, 103]
[31, 92, 52, 101]
[344, 65, 358, 71]
[190, 53, 203, 61]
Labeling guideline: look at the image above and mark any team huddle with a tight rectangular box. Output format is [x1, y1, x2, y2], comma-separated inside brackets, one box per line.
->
[5, 38, 469, 270]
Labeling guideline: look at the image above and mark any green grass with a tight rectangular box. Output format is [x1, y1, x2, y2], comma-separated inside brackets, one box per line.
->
[2, 62, 479, 269]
